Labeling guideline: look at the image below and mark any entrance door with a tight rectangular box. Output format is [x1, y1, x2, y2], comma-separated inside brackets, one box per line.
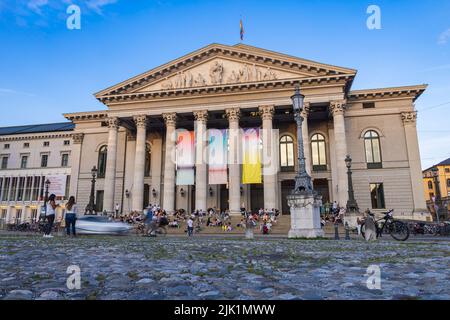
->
[143, 184, 150, 208]
[95, 190, 104, 213]
[220, 185, 229, 212]
[313, 179, 330, 203]
[281, 180, 295, 215]
[250, 184, 264, 213]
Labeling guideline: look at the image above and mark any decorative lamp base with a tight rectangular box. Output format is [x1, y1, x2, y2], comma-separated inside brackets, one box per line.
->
[287, 192, 324, 239]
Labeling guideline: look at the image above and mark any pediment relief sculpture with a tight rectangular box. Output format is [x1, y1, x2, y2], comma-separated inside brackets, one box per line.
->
[141, 59, 286, 92]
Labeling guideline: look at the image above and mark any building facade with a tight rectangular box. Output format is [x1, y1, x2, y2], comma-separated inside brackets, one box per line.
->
[423, 158, 450, 220]
[0, 123, 74, 227]
[0, 44, 430, 222]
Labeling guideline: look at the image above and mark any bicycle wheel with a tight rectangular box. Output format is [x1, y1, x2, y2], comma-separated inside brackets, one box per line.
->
[157, 227, 167, 236]
[389, 220, 410, 241]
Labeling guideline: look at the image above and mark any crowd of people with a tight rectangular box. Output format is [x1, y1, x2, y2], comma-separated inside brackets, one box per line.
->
[37, 194, 282, 238]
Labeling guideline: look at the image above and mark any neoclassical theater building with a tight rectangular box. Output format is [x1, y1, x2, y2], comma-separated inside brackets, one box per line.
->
[0, 43, 430, 221]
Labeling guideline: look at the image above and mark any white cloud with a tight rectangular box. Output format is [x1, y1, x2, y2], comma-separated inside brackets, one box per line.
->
[27, 0, 49, 15]
[86, 0, 117, 15]
[0, 88, 35, 97]
[438, 28, 450, 45]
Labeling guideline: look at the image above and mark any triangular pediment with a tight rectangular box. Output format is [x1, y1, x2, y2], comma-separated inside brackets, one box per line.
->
[95, 43, 356, 99]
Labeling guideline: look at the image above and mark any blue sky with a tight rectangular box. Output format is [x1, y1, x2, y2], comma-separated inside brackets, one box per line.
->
[0, 0, 449, 168]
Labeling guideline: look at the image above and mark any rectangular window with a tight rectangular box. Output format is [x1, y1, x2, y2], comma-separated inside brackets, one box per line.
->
[61, 154, 69, 167]
[41, 154, 48, 168]
[16, 209, 22, 224]
[4, 144, 10, 149]
[363, 102, 375, 109]
[17, 177, 25, 201]
[446, 168, 450, 173]
[64, 140, 70, 146]
[10, 177, 17, 201]
[20, 156, 28, 169]
[23, 142, 30, 148]
[447, 179, 450, 188]
[24, 177, 33, 201]
[43, 141, 50, 147]
[2, 178, 10, 201]
[32, 176, 40, 201]
[370, 183, 385, 209]
[1, 156, 8, 169]
[1, 209, 6, 219]
[65, 175, 71, 199]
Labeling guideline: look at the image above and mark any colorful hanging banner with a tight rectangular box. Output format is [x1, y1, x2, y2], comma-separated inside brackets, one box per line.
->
[176, 130, 195, 185]
[208, 129, 228, 185]
[242, 128, 262, 184]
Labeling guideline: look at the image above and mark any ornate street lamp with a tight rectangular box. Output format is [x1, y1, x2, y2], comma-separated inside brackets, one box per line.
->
[345, 155, 359, 212]
[40, 179, 51, 221]
[291, 85, 313, 194]
[85, 166, 98, 215]
[431, 167, 443, 223]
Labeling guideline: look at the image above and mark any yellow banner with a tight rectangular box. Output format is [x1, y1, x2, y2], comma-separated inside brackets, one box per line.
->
[242, 128, 261, 184]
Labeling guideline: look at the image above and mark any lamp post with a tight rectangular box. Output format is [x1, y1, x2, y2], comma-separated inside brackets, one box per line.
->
[345, 155, 359, 212]
[41, 179, 51, 221]
[287, 85, 323, 238]
[291, 85, 313, 194]
[431, 167, 443, 223]
[85, 166, 98, 215]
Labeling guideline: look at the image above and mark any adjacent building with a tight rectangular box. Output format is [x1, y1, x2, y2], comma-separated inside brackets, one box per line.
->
[0, 43, 431, 223]
[0, 123, 73, 227]
[423, 157, 450, 221]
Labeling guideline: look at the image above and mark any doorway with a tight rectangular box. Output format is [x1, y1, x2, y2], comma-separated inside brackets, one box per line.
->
[250, 184, 264, 213]
[95, 190, 104, 213]
[313, 179, 330, 203]
[220, 185, 229, 212]
[143, 184, 150, 208]
[281, 180, 295, 215]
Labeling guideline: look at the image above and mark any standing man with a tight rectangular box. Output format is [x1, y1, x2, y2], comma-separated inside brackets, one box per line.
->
[187, 215, 194, 237]
[115, 203, 120, 219]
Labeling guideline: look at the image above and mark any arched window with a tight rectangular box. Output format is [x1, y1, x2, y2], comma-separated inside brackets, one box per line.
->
[364, 130, 382, 169]
[280, 135, 294, 171]
[311, 134, 327, 171]
[428, 181, 433, 190]
[144, 144, 151, 177]
[97, 145, 108, 178]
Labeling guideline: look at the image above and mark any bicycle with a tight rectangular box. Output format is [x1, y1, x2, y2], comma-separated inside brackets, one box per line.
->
[146, 222, 167, 237]
[361, 209, 410, 241]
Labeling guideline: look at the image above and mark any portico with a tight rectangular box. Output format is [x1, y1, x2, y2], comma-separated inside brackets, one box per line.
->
[62, 43, 428, 219]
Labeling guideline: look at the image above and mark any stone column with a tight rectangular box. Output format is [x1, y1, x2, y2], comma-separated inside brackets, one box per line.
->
[402, 111, 427, 212]
[194, 110, 208, 211]
[69, 133, 84, 201]
[259, 105, 278, 210]
[132, 115, 147, 212]
[330, 100, 348, 207]
[162, 113, 177, 214]
[103, 117, 119, 214]
[302, 103, 312, 175]
[225, 108, 241, 215]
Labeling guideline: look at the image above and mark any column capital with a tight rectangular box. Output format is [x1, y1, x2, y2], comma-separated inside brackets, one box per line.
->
[72, 133, 84, 144]
[330, 100, 346, 116]
[162, 112, 177, 127]
[193, 110, 208, 122]
[225, 108, 240, 122]
[107, 117, 120, 129]
[301, 102, 311, 118]
[133, 115, 148, 129]
[258, 105, 275, 121]
[401, 111, 417, 125]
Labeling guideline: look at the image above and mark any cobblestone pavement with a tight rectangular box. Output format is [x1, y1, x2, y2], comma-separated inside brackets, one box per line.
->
[0, 235, 449, 300]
